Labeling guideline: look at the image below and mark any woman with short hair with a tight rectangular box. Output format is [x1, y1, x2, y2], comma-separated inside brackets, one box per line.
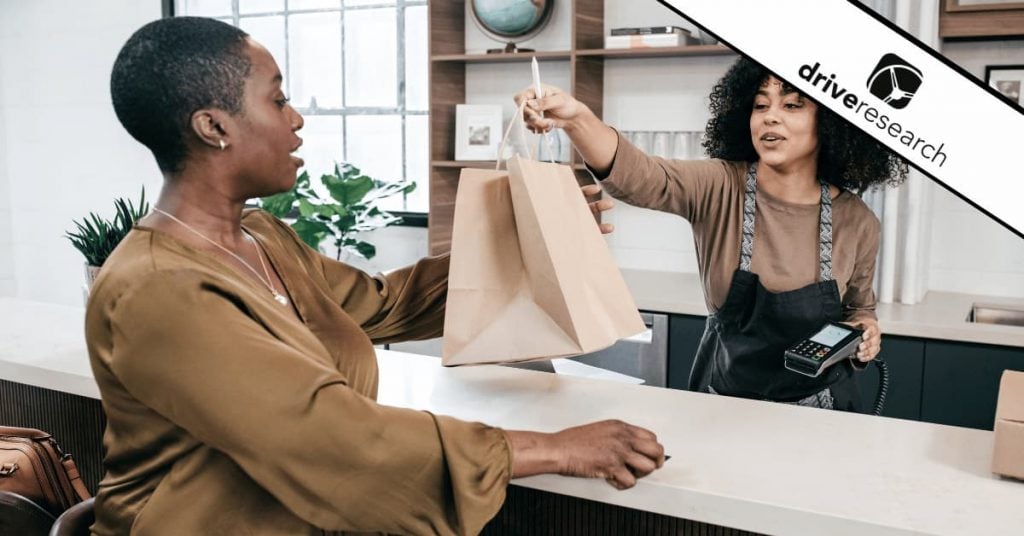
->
[88, 16, 664, 535]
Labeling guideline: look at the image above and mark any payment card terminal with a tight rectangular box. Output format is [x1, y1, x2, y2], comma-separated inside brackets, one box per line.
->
[784, 322, 863, 378]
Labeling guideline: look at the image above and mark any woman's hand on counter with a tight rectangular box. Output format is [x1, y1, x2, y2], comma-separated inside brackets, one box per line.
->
[847, 318, 881, 362]
[505, 420, 665, 490]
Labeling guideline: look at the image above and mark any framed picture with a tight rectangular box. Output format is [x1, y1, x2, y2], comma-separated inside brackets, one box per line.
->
[985, 65, 1024, 106]
[455, 104, 503, 161]
[945, 0, 1024, 12]
[940, 0, 1024, 37]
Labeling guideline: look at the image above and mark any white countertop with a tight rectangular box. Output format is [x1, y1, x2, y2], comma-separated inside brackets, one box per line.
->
[621, 269, 1024, 348]
[377, 350, 1024, 536]
[2, 297, 1022, 535]
[0, 298, 99, 398]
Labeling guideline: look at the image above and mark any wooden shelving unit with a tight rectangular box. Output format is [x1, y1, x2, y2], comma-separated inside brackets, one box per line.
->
[576, 44, 735, 59]
[431, 51, 572, 63]
[427, 1, 735, 254]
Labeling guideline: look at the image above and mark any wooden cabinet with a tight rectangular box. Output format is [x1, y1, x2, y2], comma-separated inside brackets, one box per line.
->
[426, 1, 734, 254]
[921, 340, 1024, 430]
[856, 336, 925, 420]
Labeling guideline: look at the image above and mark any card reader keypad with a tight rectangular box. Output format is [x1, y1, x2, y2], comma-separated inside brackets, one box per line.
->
[792, 342, 831, 361]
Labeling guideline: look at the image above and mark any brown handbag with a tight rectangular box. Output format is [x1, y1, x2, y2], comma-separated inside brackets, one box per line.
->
[0, 426, 91, 517]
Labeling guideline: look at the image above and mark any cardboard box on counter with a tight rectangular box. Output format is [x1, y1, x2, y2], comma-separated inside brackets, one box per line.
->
[992, 370, 1024, 480]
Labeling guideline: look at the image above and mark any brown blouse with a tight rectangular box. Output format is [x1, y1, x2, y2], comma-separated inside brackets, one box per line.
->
[85, 210, 510, 535]
[598, 132, 880, 323]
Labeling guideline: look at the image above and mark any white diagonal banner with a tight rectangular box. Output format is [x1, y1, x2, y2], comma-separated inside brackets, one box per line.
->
[659, 0, 1024, 238]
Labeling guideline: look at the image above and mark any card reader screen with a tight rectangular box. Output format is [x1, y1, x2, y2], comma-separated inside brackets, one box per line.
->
[809, 324, 850, 347]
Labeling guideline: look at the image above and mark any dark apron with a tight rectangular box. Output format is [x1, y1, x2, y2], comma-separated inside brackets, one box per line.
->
[688, 164, 861, 412]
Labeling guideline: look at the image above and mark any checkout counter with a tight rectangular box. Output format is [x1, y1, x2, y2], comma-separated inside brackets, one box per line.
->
[1, 297, 1022, 535]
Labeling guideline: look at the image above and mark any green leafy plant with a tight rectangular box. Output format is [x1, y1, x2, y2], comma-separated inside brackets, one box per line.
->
[65, 187, 150, 267]
[260, 163, 416, 261]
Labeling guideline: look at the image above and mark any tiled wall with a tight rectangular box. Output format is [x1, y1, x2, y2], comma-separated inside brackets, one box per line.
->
[930, 39, 1024, 297]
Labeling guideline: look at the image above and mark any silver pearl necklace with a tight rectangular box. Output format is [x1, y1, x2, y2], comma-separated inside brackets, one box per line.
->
[151, 207, 290, 306]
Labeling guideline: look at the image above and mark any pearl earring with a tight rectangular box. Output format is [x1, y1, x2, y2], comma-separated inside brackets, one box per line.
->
[219, 139, 227, 151]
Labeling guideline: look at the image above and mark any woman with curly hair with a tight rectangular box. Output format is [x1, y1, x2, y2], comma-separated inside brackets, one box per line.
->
[516, 57, 907, 411]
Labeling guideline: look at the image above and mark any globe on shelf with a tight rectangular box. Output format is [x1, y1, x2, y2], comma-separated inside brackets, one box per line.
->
[470, 0, 555, 54]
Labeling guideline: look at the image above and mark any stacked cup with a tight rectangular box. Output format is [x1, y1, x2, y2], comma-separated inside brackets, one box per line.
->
[620, 130, 705, 160]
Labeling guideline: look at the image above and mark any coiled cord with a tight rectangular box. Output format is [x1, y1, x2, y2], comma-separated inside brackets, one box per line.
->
[871, 358, 889, 416]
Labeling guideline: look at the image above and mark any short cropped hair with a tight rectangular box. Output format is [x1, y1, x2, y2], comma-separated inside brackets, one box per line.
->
[703, 57, 907, 193]
[110, 17, 251, 173]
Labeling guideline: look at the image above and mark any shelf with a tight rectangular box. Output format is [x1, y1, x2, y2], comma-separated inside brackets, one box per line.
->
[431, 51, 572, 64]
[575, 44, 735, 59]
[432, 160, 586, 171]
[431, 45, 735, 63]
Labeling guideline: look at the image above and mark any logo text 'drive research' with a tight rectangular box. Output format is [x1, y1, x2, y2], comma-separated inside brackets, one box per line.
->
[799, 57, 946, 168]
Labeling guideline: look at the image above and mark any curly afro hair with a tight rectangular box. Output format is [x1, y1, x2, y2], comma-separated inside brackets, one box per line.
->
[703, 57, 907, 194]
[111, 17, 251, 174]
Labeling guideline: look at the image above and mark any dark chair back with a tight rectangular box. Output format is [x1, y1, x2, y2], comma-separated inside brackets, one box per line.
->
[49, 497, 95, 536]
[0, 490, 55, 536]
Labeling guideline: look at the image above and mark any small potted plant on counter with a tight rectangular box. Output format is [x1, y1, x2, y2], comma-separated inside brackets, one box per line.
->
[259, 163, 415, 261]
[66, 187, 149, 292]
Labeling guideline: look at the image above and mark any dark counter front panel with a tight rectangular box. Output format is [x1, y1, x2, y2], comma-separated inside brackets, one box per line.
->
[0, 379, 105, 494]
[922, 340, 1024, 430]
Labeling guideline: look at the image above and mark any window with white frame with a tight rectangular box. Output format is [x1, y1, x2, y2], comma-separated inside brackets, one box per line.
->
[174, 0, 429, 214]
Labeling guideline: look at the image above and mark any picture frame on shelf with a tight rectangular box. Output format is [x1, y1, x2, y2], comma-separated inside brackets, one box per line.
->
[455, 104, 503, 161]
[945, 0, 1024, 12]
[940, 0, 1024, 38]
[985, 65, 1024, 106]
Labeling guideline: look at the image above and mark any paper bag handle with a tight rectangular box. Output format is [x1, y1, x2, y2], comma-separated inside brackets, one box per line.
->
[496, 98, 558, 170]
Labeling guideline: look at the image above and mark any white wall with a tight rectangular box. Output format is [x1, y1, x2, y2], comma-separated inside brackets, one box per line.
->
[0, 0, 164, 305]
[0, 44, 13, 297]
[929, 39, 1024, 297]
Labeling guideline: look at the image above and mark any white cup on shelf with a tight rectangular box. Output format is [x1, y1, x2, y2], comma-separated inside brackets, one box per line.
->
[632, 131, 652, 155]
[671, 131, 692, 160]
[652, 131, 671, 158]
[690, 131, 705, 159]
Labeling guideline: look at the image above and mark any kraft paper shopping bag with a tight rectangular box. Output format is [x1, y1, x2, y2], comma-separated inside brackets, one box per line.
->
[442, 154, 645, 365]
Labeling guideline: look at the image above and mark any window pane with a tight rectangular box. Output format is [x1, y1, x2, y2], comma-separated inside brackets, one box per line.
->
[346, 115, 403, 211]
[344, 8, 397, 108]
[288, 12, 343, 109]
[180, 0, 232, 17]
[296, 115, 344, 185]
[404, 5, 428, 112]
[345, 0, 395, 6]
[290, 0, 340, 9]
[239, 0, 283, 14]
[239, 16, 286, 75]
[404, 114, 429, 212]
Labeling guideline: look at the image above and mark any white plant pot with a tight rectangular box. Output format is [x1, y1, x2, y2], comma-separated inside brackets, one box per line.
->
[82, 264, 102, 305]
[85, 264, 102, 288]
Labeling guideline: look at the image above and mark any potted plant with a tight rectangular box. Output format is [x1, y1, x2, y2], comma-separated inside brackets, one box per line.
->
[66, 187, 149, 289]
[259, 163, 416, 261]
